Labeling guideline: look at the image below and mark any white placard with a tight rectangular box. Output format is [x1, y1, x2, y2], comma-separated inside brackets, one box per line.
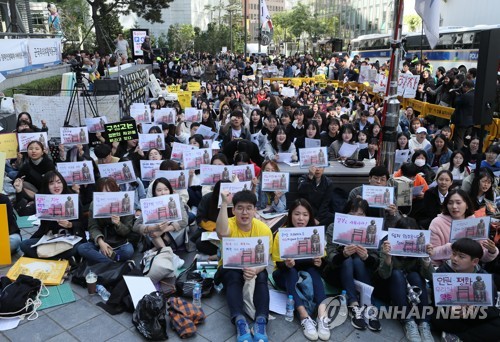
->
[184, 107, 202, 123]
[218, 181, 252, 207]
[299, 147, 328, 168]
[130, 103, 152, 124]
[154, 170, 189, 191]
[139, 160, 163, 181]
[222, 236, 269, 269]
[97, 161, 137, 184]
[450, 217, 491, 243]
[171, 142, 197, 161]
[35, 194, 79, 221]
[183, 148, 212, 170]
[57, 161, 95, 185]
[200, 164, 232, 185]
[388, 228, 431, 257]
[154, 108, 176, 125]
[60, 127, 89, 146]
[85, 117, 108, 133]
[138, 133, 165, 151]
[433, 273, 493, 306]
[140, 194, 183, 224]
[279, 226, 324, 260]
[362, 185, 394, 208]
[231, 164, 256, 182]
[261, 172, 289, 192]
[92, 191, 135, 218]
[305, 138, 321, 148]
[17, 132, 48, 152]
[338, 142, 358, 158]
[332, 213, 385, 249]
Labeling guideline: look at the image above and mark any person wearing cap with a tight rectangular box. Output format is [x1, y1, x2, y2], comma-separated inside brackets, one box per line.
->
[409, 127, 431, 152]
[220, 110, 251, 148]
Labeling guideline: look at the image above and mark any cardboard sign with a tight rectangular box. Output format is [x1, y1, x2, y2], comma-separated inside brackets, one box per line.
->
[373, 74, 388, 93]
[450, 217, 491, 243]
[433, 273, 493, 306]
[218, 181, 252, 207]
[184, 107, 202, 123]
[130, 103, 152, 124]
[35, 194, 79, 221]
[183, 148, 212, 170]
[261, 172, 290, 192]
[140, 194, 183, 224]
[154, 170, 189, 191]
[279, 226, 324, 260]
[57, 161, 95, 185]
[362, 185, 394, 208]
[0, 133, 19, 159]
[231, 164, 256, 182]
[200, 164, 232, 186]
[138, 133, 165, 151]
[177, 92, 192, 109]
[6, 257, 68, 285]
[388, 228, 431, 257]
[98, 161, 137, 184]
[187, 82, 201, 92]
[18, 132, 48, 152]
[93, 191, 135, 218]
[171, 142, 197, 161]
[60, 127, 89, 146]
[139, 160, 163, 181]
[104, 120, 138, 143]
[299, 147, 329, 169]
[222, 236, 269, 269]
[85, 116, 108, 133]
[167, 85, 181, 93]
[0, 204, 11, 265]
[332, 213, 385, 249]
[195, 124, 218, 139]
[154, 108, 176, 125]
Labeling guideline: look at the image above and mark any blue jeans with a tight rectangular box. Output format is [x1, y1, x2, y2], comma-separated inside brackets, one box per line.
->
[273, 266, 326, 311]
[77, 241, 134, 264]
[10, 234, 22, 254]
[389, 270, 430, 323]
[221, 268, 269, 323]
[20, 237, 79, 260]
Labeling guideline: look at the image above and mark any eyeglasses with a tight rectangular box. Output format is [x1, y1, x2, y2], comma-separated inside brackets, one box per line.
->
[234, 206, 254, 213]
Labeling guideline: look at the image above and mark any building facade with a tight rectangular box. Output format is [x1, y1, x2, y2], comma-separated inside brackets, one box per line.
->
[244, 0, 285, 42]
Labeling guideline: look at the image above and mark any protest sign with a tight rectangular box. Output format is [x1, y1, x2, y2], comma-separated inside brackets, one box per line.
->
[138, 133, 165, 151]
[279, 226, 324, 260]
[362, 185, 394, 208]
[388, 228, 431, 257]
[35, 194, 79, 221]
[155, 170, 189, 191]
[98, 161, 137, 184]
[261, 172, 290, 192]
[18, 132, 48, 152]
[183, 148, 212, 170]
[140, 194, 183, 224]
[57, 161, 95, 185]
[60, 127, 89, 145]
[104, 120, 138, 143]
[332, 213, 385, 249]
[93, 191, 135, 218]
[222, 236, 269, 269]
[433, 273, 493, 306]
[450, 217, 491, 243]
[299, 147, 329, 168]
[139, 160, 163, 181]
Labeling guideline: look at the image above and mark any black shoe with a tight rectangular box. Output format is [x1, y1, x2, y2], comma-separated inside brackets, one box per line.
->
[364, 305, 381, 332]
[349, 305, 367, 330]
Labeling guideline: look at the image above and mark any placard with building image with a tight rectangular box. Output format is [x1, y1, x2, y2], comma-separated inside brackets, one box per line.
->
[388, 228, 431, 257]
[222, 236, 270, 269]
[154, 170, 189, 191]
[139, 160, 163, 181]
[57, 161, 95, 185]
[93, 191, 135, 218]
[261, 172, 290, 192]
[332, 213, 385, 249]
[299, 147, 329, 168]
[279, 226, 324, 260]
[433, 273, 493, 306]
[97, 161, 137, 184]
[60, 127, 89, 146]
[140, 193, 182, 224]
[450, 217, 491, 243]
[35, 194, 79, 221]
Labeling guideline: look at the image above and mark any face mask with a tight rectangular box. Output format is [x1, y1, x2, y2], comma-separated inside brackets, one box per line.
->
[414, 159, 425, 167]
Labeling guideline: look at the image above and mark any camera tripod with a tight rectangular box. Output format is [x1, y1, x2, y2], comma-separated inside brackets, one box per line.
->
[64, 71, 99, 127]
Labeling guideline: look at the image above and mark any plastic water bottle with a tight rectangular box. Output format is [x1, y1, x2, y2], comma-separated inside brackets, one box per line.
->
[285, 295, 294, 322]
[96, 284, 110, 302]
[339, 290, 347, 316]
[193, 283, 202, 307]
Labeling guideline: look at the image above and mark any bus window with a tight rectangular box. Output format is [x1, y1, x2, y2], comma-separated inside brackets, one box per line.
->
[462, 33, 474, 49]
[453, 33, 463, 49]
[405, 35, 421, 50]
[472, 33, 481, 49]
[351, 41, 359, 50]
[437, 33, 454, 49]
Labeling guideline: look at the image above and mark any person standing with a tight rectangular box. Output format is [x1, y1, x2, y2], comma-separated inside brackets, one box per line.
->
[451, 80, 475, 150]
[141, 36, 153, 64]
[114, 34, 129, 62]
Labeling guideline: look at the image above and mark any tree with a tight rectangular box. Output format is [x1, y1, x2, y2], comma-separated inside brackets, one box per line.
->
[85, 0, 174, 54]
[404, 14, 422, 32]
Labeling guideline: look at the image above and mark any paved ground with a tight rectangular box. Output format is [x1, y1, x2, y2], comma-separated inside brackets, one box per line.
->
[0, 226, 440, 342]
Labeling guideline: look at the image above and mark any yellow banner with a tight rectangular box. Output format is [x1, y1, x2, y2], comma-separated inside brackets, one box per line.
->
[407, 99, 426, 113]
[424, 103, 454, 120]
[0, 133, 19, 159]
[0, 204, 10, 265]
[167, 85, 181, 93]
[187, 82, 201, 92]
[314, 74, 326, 82]
[177, 91, 192, 109]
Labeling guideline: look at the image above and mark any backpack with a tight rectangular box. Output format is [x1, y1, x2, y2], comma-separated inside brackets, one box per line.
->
[0, 275, 44, 320]
[132, 291, 168, 340]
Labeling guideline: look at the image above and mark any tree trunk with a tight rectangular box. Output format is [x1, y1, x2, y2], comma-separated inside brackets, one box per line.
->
[91, 3, 106, 55]
[8, 0, 18, 32]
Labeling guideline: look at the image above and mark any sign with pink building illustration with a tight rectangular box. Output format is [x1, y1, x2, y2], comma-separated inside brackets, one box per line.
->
[139, 160, 163, 181]
[85, 116, 107, 133]
[138, 133, 165, 151]
[332, 213, 385, 249]
[171, 142, 197, 162]
[130, 103, 152, 124]
[450, 217, 491, 243]
[231, 164, 255, 182]
[279, 226, 324, 260]
[183, 148, 212, 170]
[60, 127, 89, 146]
[140, 194, 182, 224]
[154, 108, 176, 125]
[184, 107, 202, 123]
[93, 191, 135, 218]
[362, 185, 394, 208]
[97, 161, 137, 185]
[155, 170, 189, 191]
[222, 236, 270, 269]
[141, 123, 161, 134]
[35, 194, 79, 221]
[388, 228, 431, 257]
[218, 181, 253, 208]
[433, 273, 493, 306]
[299, 147, 329, 168]
[57, 161, 95, 185]
[200, 165, 232, 185]
[261, 172, 290, 192]
[18, 132, 49, 152]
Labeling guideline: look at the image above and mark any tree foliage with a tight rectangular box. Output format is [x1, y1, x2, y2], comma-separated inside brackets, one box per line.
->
[404, 14, 422, 32]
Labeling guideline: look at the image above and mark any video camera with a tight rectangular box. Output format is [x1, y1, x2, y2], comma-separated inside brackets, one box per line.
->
[69, 58, 84, 82]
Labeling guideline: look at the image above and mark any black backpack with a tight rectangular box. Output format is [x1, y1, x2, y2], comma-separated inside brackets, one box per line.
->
[0, 275, 42, 319]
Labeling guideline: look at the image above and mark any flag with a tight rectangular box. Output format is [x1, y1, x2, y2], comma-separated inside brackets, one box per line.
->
[259, 0, 273, 45]
[415, 0, 440, 49]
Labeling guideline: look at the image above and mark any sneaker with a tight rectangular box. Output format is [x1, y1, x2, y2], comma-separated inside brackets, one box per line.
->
[253, 316, 268, 342]
[441, 331, 461, 342]
[173, 254, 185, 269]
[418, 322, 434, 342]
[235, 318, 252, 342]
[404, 320, 422, 342]
[349, 305, 367, 330]
[364, 305, 381, 332]
[316, 316, 330, 341]
[300, 316, 318, 341]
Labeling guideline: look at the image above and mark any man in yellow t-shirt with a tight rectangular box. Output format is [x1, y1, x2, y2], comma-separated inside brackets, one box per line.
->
[216, 190, 272, 342]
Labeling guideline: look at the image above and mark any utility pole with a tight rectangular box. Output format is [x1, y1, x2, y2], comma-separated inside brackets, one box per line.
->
[244, 0, 248, 60]
[258, 0, 261, 55]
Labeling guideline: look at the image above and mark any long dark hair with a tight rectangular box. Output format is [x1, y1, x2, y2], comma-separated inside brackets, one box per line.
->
[271, 125, 292, 152]
[469, 168, 495, 210]
[286, 199, 316, 227]
[40, 170, 71, 194]
[151, 177, 174, 197]
[343, 198, 369, 215]
[305, 120, 321, 139]
[431, 134, 449, 154]
[448, 150, 467, 173]
[249, 109, 264, 134]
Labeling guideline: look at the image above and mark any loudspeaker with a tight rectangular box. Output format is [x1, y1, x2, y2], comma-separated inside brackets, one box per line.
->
[93, 79, 119, 96]
[473, 28, 500, 125]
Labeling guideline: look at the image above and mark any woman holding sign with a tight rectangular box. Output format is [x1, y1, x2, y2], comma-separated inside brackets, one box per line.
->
[264, 125, 298, 162]
[271, 199, 330, 341]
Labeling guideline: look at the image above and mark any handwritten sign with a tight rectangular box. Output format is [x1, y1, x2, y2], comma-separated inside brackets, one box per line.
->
[218, 181, 252, 208]
[138, 133, 165, 151]
[433, 273, 493, 306]
[338, 142, 358, 158]
[372, 74, 388, 93]
[154, 108, 176, 125]
[362, 185, 394, 208]
[450, 217, 491, 243]
[167, 85, 181, 93]
[35, 194, 79, 221]
[187, 82, 201, 92]
[279, 226, 324, 260]
[0, 133, 19, 158]
[200, 164, 232, 186]
[140, 194, 182, 224]
[57, 161, 95, 185]
[183, 148, 212, 170]
[171, 142, 197, 161]
[155, 170, 189, 191]
[332, 213, 385, 249]
[60, 127, 89, 146]
[93, 191, 135, 218]
[139, 160, 163, 181]
[299, 147, 329, 168]
[222, 236, 269, 269]
[98, 161, 137, 184]
[177, 92, 192, 109]
[388, 228, 431, 257]
[261, 172, 290, 192]
[184, 107, 202, 123]
[104, 120, 138, 143]
[130, 103, 152, 124]
[85, 116, 108, 133]
[18, 132, 48, 152]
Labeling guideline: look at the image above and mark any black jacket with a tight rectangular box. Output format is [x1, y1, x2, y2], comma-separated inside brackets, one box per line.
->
[297, 174, 333, 226]
[16, 155, 55, 188]
[418, 187, 444, 229]
[31, 202, 86, 240]
[0, 194, 20, 236]
[452, 90, 474, 127]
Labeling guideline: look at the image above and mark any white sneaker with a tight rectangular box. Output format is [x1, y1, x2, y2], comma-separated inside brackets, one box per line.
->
[301, 316, 318, 341]
[404, 320, 422, 342]
[173, 254, 185, 270]
[418, 322, 434, 342]
[316, 316, 330, 341]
